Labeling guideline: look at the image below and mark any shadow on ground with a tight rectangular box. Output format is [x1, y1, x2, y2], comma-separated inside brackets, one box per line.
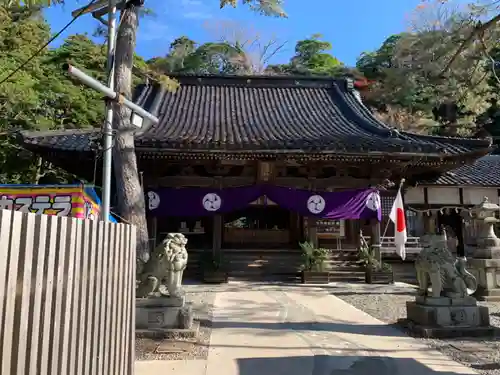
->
[210, 297, 405, 337]
[213, 318, 405, 337]
[330, 290, 416, 296]
[236, 355, 473, 375]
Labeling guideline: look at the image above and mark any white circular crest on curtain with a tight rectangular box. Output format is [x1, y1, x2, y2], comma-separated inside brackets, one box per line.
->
[365, 192, 381, 211]
[202, 193, 222, 211]
[147, 191, 160, 210]
[307, 195, 326, 214]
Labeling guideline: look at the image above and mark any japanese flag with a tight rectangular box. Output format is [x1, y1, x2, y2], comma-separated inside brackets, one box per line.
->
[389, 190, 407, 260]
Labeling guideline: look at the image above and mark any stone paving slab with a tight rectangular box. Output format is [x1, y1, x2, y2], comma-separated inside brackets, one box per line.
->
[135, 283, 478, 375]
[283, 288, 477, 374]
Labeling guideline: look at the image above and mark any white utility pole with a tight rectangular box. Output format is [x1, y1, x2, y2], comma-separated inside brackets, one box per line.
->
[101, 0, 117, 222]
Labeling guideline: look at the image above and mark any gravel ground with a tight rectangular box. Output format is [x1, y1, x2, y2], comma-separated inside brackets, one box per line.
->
[135, 282, 218, 361]
[330, 282, 500, 375]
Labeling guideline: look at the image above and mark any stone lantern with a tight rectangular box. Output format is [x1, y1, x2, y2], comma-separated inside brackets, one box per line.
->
[468, 197, 500, 259]
[468, 197, 500, 301]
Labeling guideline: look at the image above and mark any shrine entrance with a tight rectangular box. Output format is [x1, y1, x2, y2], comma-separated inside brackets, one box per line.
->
[222, 197, 300, 249]
[437, 210, 465, 256]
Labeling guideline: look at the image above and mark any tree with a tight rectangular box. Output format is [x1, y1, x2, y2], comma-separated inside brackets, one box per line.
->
[414, 0, 500, 78]
[0, 8, 115, 183]
[407, 0, 499, 135]
[148, 36, 197, 73]
[147, 37, 244, 75]
[149, 23, 288, 76]
[0, 6, 51, 183]
[356, 3, 497, 136]
[356, 34, 404, 80]
[204, 20, 287, 74]
[265, 34, 345, 76]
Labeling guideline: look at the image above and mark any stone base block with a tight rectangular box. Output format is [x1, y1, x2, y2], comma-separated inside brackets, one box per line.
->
[469, 258, 500, 301]
[406, 301, 490, 327]
[415, 296, 477, 307]
[398, 319, 497, 339]
[475, 293, 500, 302]
[404, 299, 494, 338]
[136, 297, 192, 330]
[136, 321, 200, 340]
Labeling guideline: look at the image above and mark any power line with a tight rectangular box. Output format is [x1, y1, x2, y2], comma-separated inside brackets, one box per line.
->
[0, 0, 101, 87]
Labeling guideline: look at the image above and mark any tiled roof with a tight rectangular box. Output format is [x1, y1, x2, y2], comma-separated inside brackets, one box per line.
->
[20, 75, 492, 156]
[426, 155, 500, 186]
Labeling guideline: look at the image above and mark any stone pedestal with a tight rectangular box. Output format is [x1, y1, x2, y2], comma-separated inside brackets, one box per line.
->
[136, 296, 193, 330]
[403, 296, 494, 338]
[469, 259, 500, 301]
[466, 198, 500, 301]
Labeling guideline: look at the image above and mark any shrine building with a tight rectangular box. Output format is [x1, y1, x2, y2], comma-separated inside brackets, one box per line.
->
[18, 75, 493, 278]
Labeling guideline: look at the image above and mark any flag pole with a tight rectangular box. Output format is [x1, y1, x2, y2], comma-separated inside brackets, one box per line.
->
[381, 178, 406, 241]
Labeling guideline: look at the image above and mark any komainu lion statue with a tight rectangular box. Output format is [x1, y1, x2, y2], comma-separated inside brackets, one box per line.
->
[415, 228, 477, 298]
[136, 233, 188, 299]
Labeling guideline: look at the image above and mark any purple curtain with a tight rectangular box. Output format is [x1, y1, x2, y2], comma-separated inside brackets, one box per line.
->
[146, 185, 381, 221]
[146, 185, 264, 217]
[265, 186, 381, 220]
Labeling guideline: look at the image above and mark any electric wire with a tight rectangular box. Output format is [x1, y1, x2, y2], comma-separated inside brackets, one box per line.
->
[0, 0, 101, 87]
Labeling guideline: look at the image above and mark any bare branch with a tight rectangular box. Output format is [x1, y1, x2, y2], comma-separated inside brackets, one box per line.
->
[441, 13, 500, 75]
[478, 33, 500, 85]
[204, 19, 288, 73]
[261, 39, 287, 65]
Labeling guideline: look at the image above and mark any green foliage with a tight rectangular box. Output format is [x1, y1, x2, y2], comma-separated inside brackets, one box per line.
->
[266, 34, 344, 76]
[148, 36, 257, 75]
[41, 34, 107, 129]
[220, 0, 286, 17]
[356, 27, 497, 135]
[299, 241, 328, 272]
[357, 237, 392, 272]
[0, 7, 112, 183]
[149, 34, 346, 78]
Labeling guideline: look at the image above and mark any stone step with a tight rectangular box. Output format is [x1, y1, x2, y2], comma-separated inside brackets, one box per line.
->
[328, 275, 364, 282]
[185, 250, 362, 281]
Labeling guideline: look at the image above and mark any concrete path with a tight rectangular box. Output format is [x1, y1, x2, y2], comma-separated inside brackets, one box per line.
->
[136, 283, 477, 375]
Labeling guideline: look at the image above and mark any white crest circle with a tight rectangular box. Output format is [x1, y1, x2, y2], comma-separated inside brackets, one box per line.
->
[147, 191, 160, 210]
[202, 193, 222, 212]
[307, 195, 326, 214]
[365, 192, 381, 211]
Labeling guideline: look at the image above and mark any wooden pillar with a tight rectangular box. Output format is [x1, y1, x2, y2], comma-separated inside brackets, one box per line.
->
[423, 212, 433, 233]
[212, 215, 222, 255]
[212, 177, 223, 255]
[456, 189, 465, 257]
[147, 216, 157, 251]
[308, 178, 318, 248]
[422, 187, 434, 233]
[370, 218, 381, 263]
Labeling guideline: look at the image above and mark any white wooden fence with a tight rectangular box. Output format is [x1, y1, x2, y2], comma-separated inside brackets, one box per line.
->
[363, 236, 423, 257]
[0, 209, 136, 375]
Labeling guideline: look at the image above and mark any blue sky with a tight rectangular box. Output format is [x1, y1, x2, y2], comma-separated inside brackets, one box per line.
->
[44, 0, 424, 67]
